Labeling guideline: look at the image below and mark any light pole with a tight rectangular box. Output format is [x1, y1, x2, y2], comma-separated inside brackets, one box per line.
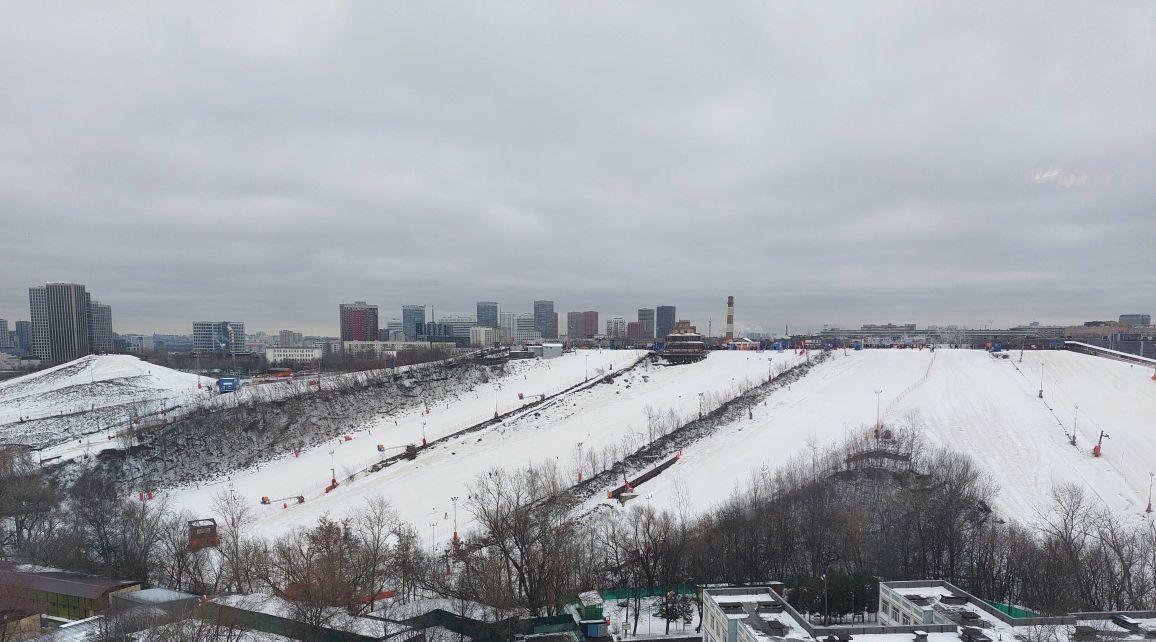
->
[874, 390, 883, 431]
[575, 442, 584, 482]
[493, 382, 501, 419]
[428, 522, 436, 554]
[451, 496, 459, 541]
[421, 421, 427, 447]
[585, 354, 589, 382]
[1039, 362, 1045, 399]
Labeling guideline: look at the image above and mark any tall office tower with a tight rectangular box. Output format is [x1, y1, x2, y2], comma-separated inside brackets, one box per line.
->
[0, 319, 8, 348]
[637, 308, 656, 340]
[402, 305, 426, 340]
[533, 300, 555, 339]
[193, 321, 247, 355]
[34, 283, 91, 362]
[29, 286, 48, 360]
[14, 321, 32, 353]
[88, 300, 114, 353]
[581, 311, 599, 339]
[339, 301, 380, 342]
[476, 302, 499, 329]
[566, 312, 582, 339]
[656, 305, 676, 338]
[606, 317, 627, 338]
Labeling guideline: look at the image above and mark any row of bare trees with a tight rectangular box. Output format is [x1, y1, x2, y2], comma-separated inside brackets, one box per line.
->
[5, 420, 1156, 633]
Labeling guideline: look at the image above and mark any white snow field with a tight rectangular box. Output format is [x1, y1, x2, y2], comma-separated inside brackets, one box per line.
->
[0, 355, 212, 446]
[638, 348, 1156, 523]
[162, 350, 806, 537]
[0, 354, 206, 423]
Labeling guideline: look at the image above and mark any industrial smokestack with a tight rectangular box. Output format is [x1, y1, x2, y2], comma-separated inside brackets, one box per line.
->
[725, 295, 735, 343]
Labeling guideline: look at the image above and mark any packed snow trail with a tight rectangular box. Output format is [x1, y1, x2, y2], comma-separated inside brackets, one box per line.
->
[161, 350, 802, 537]
[639, 349, 1156, 523]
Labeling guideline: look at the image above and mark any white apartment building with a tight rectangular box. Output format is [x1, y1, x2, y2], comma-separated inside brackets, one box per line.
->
[266, 346, 323, 365]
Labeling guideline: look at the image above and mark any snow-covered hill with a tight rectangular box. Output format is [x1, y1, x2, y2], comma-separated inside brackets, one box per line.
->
[0, 355, 208, 446]
[158, 350, 811, 532]
[638, 348, 1156, 523]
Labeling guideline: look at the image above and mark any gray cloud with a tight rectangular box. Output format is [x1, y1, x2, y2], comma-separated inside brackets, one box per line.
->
[1, 2, 1153, 335]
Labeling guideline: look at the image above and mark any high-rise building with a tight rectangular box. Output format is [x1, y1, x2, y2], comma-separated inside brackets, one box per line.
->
[0, 319, 9, 348]
[402, 305, 426, 340]
[14, 321, 32, 352]
[566, 312, 582, 339]
[656, 305, 676, 338]
[279, 330, 304, 347]
[339, 301, 379, 343]
[606, 317, 627, 338]
[192, 321, 247, 355]
[384, 319, 405, 341]
[637, 308, 656, 340]
[499, 312, 516, 344]
[1119, 314, 1151, 326]
[439, 315, 476, 344]
[626, 321, 646, 342]
[28, 283, 101, 363]
[534, 300, 554, 339]
[581, 311, 599, 339]
[28, 286, 48, 360]
[515, 313, 542, 343]
[476, 302, 499, 329]
[88, 300, 114, 353]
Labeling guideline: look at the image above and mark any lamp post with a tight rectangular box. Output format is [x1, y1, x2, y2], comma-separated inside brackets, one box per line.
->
[493, 382, 501, 419]
[1039, 362, 1045, 399]
[575, 442, 584, 482]
[451, 496, 459, 541]
[421, 421, 427, 447]
[874, 390, 883, 431]
[428, 522, 436, 555]
[585, 354, 589, 382]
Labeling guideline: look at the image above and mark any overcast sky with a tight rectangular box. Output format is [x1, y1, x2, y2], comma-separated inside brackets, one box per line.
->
[1, 3, 1153, 336]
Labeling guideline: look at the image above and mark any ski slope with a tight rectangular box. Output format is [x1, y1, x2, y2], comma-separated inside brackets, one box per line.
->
[163, 350, 805, 536]
[637, 348, 1156, 523]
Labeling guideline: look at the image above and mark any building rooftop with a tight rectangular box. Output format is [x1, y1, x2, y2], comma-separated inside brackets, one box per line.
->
[0, 562, 138, 601]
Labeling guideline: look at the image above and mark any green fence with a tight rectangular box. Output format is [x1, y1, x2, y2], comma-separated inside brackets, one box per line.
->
[985, 601, 1041, 618]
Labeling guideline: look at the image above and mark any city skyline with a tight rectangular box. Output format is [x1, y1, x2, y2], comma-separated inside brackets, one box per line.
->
[1, 5, 1153, 335]
[1, 286, 1151, 338]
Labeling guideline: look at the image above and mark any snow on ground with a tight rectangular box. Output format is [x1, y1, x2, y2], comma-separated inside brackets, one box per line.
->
[604, 594, 701, 639]
[0, 355, 214, 446]
[637, 348, 1156, 523]
[0, 354, 206, 424]
[162, 350, 803, 538]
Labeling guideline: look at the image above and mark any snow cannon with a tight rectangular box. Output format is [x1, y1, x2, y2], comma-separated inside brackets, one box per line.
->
[1094, 431, 1109, 457]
